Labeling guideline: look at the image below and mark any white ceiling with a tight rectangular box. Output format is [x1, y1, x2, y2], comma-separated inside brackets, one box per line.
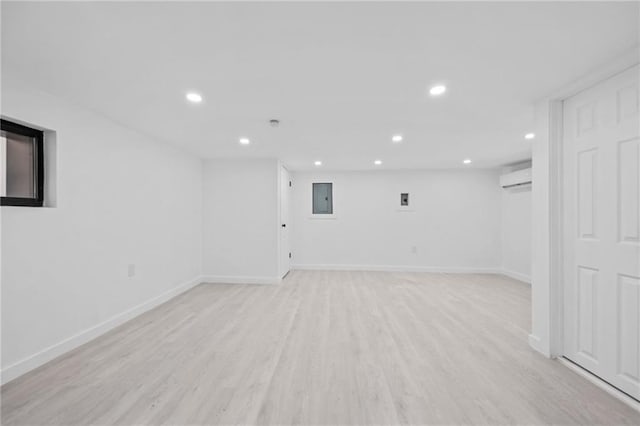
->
[2, 1, 638, 170]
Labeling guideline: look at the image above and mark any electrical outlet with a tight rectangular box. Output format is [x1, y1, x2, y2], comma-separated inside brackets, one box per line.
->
[127, 264, 136, 278]
[411, 246, 417, 254]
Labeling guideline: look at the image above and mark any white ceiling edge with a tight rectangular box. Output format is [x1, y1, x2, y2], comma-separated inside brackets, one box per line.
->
[538, 45, 640, 102]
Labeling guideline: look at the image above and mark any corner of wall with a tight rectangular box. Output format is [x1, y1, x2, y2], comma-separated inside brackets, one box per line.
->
[500, 268, 531, 284]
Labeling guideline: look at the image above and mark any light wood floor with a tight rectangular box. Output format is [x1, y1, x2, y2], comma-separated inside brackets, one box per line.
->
[2, 271, 639, 425]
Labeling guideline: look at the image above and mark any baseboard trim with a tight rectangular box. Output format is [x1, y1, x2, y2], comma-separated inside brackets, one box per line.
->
[292, 264, 533, 284]
[500, 268, 531, 284]
[0, 275, 203, 386]
[557, 357, 640, 412]
[292, 264, 501, 274]
[528, 333, 551, 358]
[201, 275, 281, 285]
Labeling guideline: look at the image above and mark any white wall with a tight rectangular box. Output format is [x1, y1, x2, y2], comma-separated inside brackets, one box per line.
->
[290, 169, 502, 271]
[500, 164, 532, 283]
[202, 159, 280, 283]
[1, 76, 204, 383]
[530, 98, 555, 357]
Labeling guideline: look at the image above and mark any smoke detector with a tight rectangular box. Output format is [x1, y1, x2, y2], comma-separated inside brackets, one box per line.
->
[269, 119, 280, 127]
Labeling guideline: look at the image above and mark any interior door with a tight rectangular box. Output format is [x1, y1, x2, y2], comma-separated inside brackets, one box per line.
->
[279, 166, 291, 278]
[563, 64, 640, 400]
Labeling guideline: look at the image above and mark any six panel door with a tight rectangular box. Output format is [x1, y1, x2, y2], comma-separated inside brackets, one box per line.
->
[563, 64, 640, 400]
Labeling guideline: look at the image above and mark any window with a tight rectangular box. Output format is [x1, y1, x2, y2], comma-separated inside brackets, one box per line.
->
[1, 119, 44, 207]
[312, 182, 333, 214]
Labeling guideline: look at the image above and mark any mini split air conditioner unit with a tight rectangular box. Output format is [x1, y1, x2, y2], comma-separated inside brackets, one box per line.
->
[500, 167, 532, 189]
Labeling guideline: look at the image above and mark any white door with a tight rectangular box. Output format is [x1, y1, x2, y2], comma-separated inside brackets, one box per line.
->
[279, 166, 291, 278]
[563, 64, 640, 400]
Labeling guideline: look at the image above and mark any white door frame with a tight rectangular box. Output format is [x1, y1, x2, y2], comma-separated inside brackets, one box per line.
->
[544, 51, 639, 360]
[548, 98, 565, 358]
[278, 163, 291, 279]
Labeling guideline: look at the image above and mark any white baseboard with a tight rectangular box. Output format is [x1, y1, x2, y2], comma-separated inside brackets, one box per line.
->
[201, 275, 281, 285]
[292, 265, 533, 286]
[291, 264, 532, 286]
[292, 264, 502, 274]
[528, 333, 550, 358]
[0, 275, 203, 386]
[500, 268, 531, 284]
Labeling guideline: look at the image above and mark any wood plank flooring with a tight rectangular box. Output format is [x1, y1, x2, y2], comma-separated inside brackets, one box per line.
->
[2, 270, 639, 425]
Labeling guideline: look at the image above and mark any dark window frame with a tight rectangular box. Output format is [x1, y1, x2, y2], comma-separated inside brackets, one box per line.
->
[1, 119, 44, 207]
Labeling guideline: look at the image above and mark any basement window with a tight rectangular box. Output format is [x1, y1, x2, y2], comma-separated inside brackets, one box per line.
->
[1, 119, 44, 207]
[312, 182, 333, 214]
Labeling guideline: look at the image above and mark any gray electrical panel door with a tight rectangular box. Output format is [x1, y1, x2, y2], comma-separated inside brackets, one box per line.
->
[312, 183, 333, 214]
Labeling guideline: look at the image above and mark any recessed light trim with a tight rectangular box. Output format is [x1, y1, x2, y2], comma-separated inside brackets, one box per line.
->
[374, 160, 382, 165]
[239, 137, 250, 145]
[392, 135, 403, 143]
[314, 160, 322, 166]
[525, 132, 536, 140]
[429, 84, 447, 96]
[186, 92, 203, 103]
[463, 159, 472, 164]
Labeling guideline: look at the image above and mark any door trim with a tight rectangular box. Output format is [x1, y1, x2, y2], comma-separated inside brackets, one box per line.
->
[548, 57, 640, 403]
[278, 162, 291, 279]
[549, 99, 564, 358]
[545, 48, 640, 359]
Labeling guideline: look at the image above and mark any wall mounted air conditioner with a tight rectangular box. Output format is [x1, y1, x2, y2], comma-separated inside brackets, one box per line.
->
[500, 167, 532, 189]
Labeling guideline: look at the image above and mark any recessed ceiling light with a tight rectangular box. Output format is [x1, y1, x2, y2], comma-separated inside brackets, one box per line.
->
[525, 133, 536, 140]
[392, 135, 403, 143]
[429, 84, 447, 96]
[463, 159, 472, 164]
[314, 160, 322, 166]
[186, 92, 203, 103]
[374, 160, 382, 165]
[239, 137, 250, 145]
